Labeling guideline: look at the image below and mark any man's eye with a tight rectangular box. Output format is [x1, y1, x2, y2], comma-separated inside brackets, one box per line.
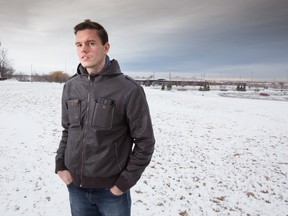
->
[76, 44, 82, 47]
[89, 42, 95, 46]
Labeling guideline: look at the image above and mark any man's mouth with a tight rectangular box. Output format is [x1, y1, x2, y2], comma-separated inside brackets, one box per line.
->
[81, 56, 90, 61]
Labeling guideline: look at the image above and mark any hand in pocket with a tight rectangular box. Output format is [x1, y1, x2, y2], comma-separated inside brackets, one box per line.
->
[57, 170, 73, 185]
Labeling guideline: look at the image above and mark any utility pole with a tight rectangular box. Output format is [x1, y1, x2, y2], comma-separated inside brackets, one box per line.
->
[65, 60, 67, 74]
[30, 64, 33, 82]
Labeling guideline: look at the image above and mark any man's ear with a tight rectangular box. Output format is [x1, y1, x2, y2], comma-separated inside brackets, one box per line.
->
[104, 42, 110, 54]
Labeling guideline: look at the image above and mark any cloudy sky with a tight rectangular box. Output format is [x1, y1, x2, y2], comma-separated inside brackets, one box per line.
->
[0, 0, 288, 81]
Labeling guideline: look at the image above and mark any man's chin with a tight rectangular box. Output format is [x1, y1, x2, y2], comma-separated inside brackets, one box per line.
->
[81, 62, 92, 68]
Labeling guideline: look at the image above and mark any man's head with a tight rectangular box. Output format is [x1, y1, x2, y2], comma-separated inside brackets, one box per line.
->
[74, 19, 110, 75]
[74, 19, 109, 45]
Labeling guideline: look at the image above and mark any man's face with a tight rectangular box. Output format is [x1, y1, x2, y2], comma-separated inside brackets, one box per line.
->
[75, 29, 110, 75]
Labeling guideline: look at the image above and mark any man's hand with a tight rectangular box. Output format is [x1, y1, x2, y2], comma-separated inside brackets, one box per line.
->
[110, 185, 124, 196]
[57, 170, 73, 185]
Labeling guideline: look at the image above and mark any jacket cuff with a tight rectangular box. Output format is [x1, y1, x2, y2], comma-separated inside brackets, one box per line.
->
[55, 159, 67, 173]
[114, 176, 131, 193]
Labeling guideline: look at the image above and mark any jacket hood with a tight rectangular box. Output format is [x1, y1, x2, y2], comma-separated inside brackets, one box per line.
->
[77, 58, 122, 77]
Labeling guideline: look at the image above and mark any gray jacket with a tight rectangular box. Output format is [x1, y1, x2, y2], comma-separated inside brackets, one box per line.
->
[55, 59, 155, 192]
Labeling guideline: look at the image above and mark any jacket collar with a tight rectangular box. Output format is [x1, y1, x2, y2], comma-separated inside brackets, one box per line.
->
[77, 56, 122, 77]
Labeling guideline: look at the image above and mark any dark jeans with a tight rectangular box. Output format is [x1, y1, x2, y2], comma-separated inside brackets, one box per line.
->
[67, 183, 131, 216]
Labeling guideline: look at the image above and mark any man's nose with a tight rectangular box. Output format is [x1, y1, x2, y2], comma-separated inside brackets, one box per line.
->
[81, 44, 88, 53]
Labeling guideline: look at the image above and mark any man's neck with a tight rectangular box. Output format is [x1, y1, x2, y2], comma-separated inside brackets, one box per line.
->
[86, 67, 103, 75]
[86, 56, 110, 75]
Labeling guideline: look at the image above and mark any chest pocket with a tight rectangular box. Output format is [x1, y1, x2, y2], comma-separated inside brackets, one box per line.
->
[92, 97, 115, 129]
[67, 99, 81, 127]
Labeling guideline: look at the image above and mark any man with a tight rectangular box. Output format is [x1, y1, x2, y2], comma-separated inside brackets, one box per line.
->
[55, 19, 155, 216]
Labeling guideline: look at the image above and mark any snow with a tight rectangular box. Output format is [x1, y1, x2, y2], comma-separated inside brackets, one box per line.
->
[0, 81, 287, 216]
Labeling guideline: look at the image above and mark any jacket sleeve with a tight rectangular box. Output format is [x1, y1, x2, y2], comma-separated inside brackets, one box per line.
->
[114, 85, 155, 192]
[55, 84, 69, 173]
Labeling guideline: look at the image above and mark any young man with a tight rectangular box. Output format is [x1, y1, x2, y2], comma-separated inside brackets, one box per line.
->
[55, 19, 155, 216]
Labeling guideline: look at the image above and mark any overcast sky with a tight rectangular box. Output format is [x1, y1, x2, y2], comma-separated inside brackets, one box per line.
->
[0, 0, 288, 81]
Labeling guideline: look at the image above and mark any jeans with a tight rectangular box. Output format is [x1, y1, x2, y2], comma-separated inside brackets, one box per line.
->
[67, 183, 131, 216]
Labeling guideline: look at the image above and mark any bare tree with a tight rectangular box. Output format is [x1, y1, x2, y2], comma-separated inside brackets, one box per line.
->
[0, 47, 15, 79]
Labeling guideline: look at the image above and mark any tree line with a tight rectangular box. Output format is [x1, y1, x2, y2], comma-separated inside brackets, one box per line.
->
[14, 71, 70, 83]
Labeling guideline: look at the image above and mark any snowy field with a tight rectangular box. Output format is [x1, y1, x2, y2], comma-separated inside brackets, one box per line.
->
[0, 80, 287, 216]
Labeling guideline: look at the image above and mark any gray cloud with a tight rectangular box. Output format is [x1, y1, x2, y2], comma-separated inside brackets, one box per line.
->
[0, 0, 288, 80]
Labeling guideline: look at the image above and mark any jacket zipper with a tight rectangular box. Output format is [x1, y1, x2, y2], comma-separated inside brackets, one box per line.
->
[80, 75, 92, 187]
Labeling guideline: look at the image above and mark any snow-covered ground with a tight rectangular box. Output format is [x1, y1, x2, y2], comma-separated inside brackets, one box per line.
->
[0, 81, 287, 216]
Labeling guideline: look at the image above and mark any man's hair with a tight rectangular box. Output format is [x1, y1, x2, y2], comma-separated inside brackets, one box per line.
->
[74, 19, 109, 45]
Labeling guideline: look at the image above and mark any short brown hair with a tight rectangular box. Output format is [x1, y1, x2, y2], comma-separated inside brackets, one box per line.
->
[74, 19, 109, 45]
